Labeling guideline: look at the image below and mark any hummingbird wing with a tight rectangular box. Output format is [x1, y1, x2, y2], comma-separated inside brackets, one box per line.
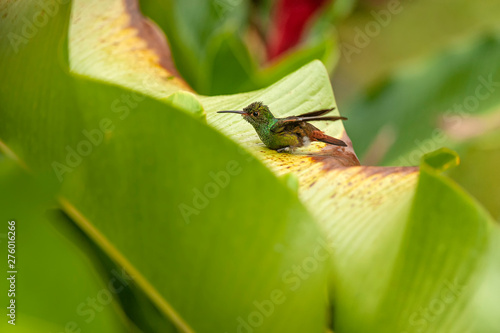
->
[270, 120, 348, 147]
[295, 107, 335, 118]
[270, 115, 347, 133]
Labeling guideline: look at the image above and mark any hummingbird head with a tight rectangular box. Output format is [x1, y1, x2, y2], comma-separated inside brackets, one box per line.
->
[217, 102, 275, 128]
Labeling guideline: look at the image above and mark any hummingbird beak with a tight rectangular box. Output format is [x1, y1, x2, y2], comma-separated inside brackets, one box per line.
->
[217, 110, 246, 115]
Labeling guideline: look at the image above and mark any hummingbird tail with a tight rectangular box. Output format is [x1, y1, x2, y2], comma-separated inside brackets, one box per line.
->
[313, 131, 347, 147]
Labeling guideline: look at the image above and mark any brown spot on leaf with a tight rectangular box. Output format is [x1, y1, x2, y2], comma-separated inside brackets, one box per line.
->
[123, 0, 191, 90]
[356, 166, 419, 178]
[308, 130, 361, 169]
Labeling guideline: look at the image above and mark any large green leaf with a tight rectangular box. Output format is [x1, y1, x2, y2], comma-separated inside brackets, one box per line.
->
[326, 149, 500, 332]
[1, 1, 328, 332]
[0, 160, 126, 333]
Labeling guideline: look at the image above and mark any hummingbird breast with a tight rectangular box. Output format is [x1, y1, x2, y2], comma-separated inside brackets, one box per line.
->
[257, 126, 302, 150]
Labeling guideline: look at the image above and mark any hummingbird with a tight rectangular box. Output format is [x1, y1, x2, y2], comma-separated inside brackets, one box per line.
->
[217, 101, 347, 151]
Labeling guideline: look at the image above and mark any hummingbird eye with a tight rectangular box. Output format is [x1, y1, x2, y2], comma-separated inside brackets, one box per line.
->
[252, 111, 259, 117]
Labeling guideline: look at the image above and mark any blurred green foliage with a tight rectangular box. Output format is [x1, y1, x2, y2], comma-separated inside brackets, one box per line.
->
[334, 0, 500, 221]
[344, 36, 500, 166]
[139, 0, 341, 94]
